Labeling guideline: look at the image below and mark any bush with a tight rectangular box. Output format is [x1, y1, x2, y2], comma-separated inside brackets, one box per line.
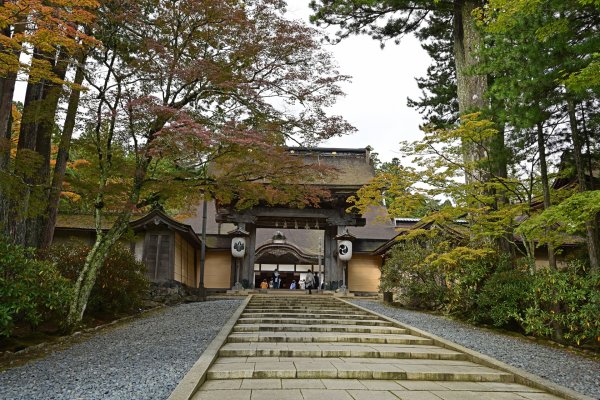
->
[474, 264, 534, 328]
[0, 236, 72, 337]
[381, 239, 448, 309]
[45, 241, 149, 316]
[520, 261, 600, 346]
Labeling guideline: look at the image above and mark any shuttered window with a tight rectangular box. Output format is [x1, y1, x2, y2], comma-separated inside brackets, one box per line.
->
[144, 233, 172, 281]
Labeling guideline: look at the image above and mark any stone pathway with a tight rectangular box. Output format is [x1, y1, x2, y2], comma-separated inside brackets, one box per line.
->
[188, 295, 576, 400]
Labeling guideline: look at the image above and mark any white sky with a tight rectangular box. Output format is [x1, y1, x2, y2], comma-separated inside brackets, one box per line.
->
[285, 1, 431, 163]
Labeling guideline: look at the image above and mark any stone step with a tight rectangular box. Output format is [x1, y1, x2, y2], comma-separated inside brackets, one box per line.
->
[218, 343, 466, 360]
[249, 299, 347, 302]
[206, 357, 514, 382]
[241, 312, 380, 320]
[245, 305, 360, 311]
[249, 297, 336, 301]
[233, 323, 405, 334]
[194, 380, 557, 400]
[243, 308, 367, 315]
[237, 317, 393, 327]
[247, 300, 352, 305]
[227, 332, 431, 345]
[248, 300, 342, 304]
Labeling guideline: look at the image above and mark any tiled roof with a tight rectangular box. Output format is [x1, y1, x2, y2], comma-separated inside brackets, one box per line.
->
[55, 214, 143, 230]
[291, 147, 375, 187]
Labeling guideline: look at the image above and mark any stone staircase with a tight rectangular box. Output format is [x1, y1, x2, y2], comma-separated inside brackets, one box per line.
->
[192, 295, 564, 400]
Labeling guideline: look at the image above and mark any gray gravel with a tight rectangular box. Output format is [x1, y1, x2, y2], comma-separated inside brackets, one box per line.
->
[351, 300, 600, 399]
[0, 299, 242, 400]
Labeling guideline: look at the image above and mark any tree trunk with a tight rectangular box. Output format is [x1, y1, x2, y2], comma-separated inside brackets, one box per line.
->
[454, 1, 512, 257]
[536, 122, 557, 269]
[453, 0, 487, 114]
[0, 16, 25, 171]
[453, 0, 491, 183]
[0, 73, 18, 170]
[65, 215, 131, 329]
[66, 157, 150, 330]
[40, 55, 87, 249]
[567, 99, 599, 271]
[10, 50, 69, 247]
[6, 73, 48, 244]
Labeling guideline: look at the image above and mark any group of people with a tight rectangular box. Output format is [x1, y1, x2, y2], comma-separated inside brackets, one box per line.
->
[259, 268, 320, 294]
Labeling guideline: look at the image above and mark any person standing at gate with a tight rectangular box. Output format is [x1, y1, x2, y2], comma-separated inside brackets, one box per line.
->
[273, 267, 280, 289]
[305, 269, 315, 295]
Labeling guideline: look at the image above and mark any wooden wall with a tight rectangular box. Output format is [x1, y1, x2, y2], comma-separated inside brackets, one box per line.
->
[174, 232, 196, 287]
[348, 254, 382, 293]
[203, 251, 232, 289]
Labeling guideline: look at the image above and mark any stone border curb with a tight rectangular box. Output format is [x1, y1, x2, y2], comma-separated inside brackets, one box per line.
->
[340, 299, 594, 400]
[167, 295, 252, 400]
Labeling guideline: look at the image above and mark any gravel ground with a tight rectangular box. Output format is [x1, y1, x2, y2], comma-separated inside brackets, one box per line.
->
[0, 299, 242, 400]
[352, 300, 600, 399]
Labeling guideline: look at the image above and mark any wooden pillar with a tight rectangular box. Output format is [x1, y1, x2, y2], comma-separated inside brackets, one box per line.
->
[241, 223, 256, 288]
[324, 225, 343, 290]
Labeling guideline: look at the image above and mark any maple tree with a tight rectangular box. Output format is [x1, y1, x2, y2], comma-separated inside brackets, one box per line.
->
[60, 0, 353, 328]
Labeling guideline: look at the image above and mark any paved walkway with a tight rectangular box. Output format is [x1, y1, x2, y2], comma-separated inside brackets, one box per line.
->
[186, 295, 579, 400]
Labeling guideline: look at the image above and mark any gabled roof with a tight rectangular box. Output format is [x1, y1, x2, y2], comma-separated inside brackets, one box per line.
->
[130, 209, 201, 246]
[56, 209, 202, 247]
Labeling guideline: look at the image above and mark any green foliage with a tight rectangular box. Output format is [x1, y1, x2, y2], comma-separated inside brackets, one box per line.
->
[381, 238, 448, 309]
[474, 263, 534, 327]
[442, 252, 498, 317]
[385, 235, 599, 346]
[381, 232, 499, 313]
[44, 242, 149, 315]
[517, 191, 600, 250]
[520, 262, 600, 346]
[0, 236, 72, 337]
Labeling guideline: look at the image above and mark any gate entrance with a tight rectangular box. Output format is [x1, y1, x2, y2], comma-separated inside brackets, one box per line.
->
[216, 148, 375, 290]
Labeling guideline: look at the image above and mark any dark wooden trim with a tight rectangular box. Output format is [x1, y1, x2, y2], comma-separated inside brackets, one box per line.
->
[169, 231, 175, 281]
[155, 235, 162, 280]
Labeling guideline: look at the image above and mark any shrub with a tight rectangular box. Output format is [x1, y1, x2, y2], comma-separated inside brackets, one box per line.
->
[520, 261, 600, 346]
[45, 241, 149, 316]
[473, 263, 534, 328]
[381, 239, 448, 309]
[0, 236, 72, 337]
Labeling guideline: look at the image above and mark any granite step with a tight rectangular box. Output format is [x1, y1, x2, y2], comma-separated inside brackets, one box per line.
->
[244, 305, 361, 311]
[241, 312, 381, 320]
[206, 357, 514, 382]
[180, 296, 573, 400]
[227, 332, 431, 345]
[244, 307, 369, 315]
[233, 323, 405, 334]
[218, 342, 466, 360]
[237, 317, 394, 326]
[192, 380, 558, 400]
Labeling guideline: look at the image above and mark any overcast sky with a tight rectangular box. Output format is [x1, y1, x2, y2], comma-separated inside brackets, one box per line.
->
[286, 1, 431, 163]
